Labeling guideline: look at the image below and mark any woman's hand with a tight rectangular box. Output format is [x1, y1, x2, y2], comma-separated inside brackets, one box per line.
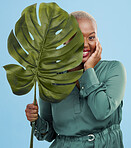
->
[25, 103, 38, 122]
[84, 38, 102, 70]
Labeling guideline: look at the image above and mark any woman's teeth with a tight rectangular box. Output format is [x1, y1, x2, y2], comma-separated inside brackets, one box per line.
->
[83, 51, 90, 57]
[83, 51, 88, 55]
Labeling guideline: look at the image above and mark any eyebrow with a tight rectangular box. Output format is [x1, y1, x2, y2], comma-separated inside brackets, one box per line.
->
[89, 32, 96, 35]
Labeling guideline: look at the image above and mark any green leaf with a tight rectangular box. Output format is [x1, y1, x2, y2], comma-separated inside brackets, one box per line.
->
[4, 2, 84, 102]
[3, 64, 34, 95]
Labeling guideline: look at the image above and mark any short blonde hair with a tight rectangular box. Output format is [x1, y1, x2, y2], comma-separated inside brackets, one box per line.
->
[70, 11, 96, 26]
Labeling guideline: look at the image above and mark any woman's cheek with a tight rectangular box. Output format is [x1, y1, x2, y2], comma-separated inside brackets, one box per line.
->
[89, 42, 96, 53]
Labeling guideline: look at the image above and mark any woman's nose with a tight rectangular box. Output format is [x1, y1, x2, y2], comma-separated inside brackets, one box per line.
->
[84, 38, 89, 47]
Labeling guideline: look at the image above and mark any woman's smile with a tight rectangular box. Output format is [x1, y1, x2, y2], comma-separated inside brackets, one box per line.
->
[83, 48, 91, 58]
[83, 50, 90, 58]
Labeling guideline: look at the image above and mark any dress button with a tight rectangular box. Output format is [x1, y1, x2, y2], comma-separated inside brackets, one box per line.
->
[81, 86, 84, 89]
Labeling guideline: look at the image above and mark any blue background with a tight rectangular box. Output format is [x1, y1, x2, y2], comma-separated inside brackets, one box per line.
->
[0, 0, 131, 147]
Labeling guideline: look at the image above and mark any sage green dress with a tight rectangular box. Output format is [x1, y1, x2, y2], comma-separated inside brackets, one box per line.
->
[33, 60, 126, 148]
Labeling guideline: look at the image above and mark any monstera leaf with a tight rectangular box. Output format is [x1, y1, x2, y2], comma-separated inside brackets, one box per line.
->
[4, 2, 84, 103]
[4, 2, 84, 148]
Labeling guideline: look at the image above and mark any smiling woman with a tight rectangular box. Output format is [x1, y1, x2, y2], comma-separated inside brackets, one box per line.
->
[75, 18, 97, 63]
[25, 10, 127, 148]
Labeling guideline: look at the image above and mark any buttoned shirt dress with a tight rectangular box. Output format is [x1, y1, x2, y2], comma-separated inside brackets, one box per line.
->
[33, 60, 126, 148]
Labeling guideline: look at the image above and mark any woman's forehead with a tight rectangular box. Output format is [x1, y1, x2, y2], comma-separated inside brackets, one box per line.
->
[77, 19, 97, 35]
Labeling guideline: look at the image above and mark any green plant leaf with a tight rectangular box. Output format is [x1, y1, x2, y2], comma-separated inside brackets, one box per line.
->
[4, 2, 84, 102]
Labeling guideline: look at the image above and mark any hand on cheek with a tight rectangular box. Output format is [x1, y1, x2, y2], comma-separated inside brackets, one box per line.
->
[84, 38, 102, 71]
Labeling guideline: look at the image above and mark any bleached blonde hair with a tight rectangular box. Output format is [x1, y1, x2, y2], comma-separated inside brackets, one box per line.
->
[70, 11, 97, 27]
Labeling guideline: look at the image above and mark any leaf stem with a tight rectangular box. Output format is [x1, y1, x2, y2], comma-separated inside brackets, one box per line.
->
[34, 81, 37, 105]
[30, 81, 37, 148]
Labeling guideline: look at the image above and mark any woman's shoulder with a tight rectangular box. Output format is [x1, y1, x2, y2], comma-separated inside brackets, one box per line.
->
[96, 60, 125, 69]
[96, 60, 126, 75]
[94, 60, 126, 75]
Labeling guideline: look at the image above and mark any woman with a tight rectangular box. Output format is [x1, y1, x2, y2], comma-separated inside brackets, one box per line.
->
[25, 11, 126, 148]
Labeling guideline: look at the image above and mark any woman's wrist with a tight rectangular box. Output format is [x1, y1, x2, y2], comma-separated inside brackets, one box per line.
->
[84, 65, 94, 71]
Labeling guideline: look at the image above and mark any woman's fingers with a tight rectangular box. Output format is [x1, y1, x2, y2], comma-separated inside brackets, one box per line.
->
[25, 104, 38, 114]
[25, 108, 38, 114]
[94, 38, 102, 58]
[26, 112, 38, 118]
[98, 39, 102, 55]
[25, 103, 38, 122]
[92, 39, 99, 57]
[27, 104, 38, 110]
[84, 37, 102, 70]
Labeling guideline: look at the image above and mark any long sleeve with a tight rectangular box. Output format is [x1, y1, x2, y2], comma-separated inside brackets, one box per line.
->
[79, 61, 126, 120]
[34, 98, 57, 142]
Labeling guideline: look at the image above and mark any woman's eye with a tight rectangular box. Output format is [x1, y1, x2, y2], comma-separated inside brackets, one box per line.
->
[89, 36, 95, 40]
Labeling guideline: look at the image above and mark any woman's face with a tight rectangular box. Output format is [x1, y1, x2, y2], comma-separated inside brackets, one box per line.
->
[77, 18, 97, 63]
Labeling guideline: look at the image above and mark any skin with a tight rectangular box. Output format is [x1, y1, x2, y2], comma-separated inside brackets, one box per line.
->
[25, 102, 38, 122]
[68, 18, 102, 71]
[25, 18, 102, 122]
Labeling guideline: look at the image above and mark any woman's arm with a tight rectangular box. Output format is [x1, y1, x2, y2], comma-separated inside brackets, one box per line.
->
[79, 61, 127, 120]
[34, 98, 57, 142]
[25, 99, 57, 142]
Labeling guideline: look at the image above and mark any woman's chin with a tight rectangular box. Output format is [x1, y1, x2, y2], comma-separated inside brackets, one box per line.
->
[82, 56, 89, 63]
